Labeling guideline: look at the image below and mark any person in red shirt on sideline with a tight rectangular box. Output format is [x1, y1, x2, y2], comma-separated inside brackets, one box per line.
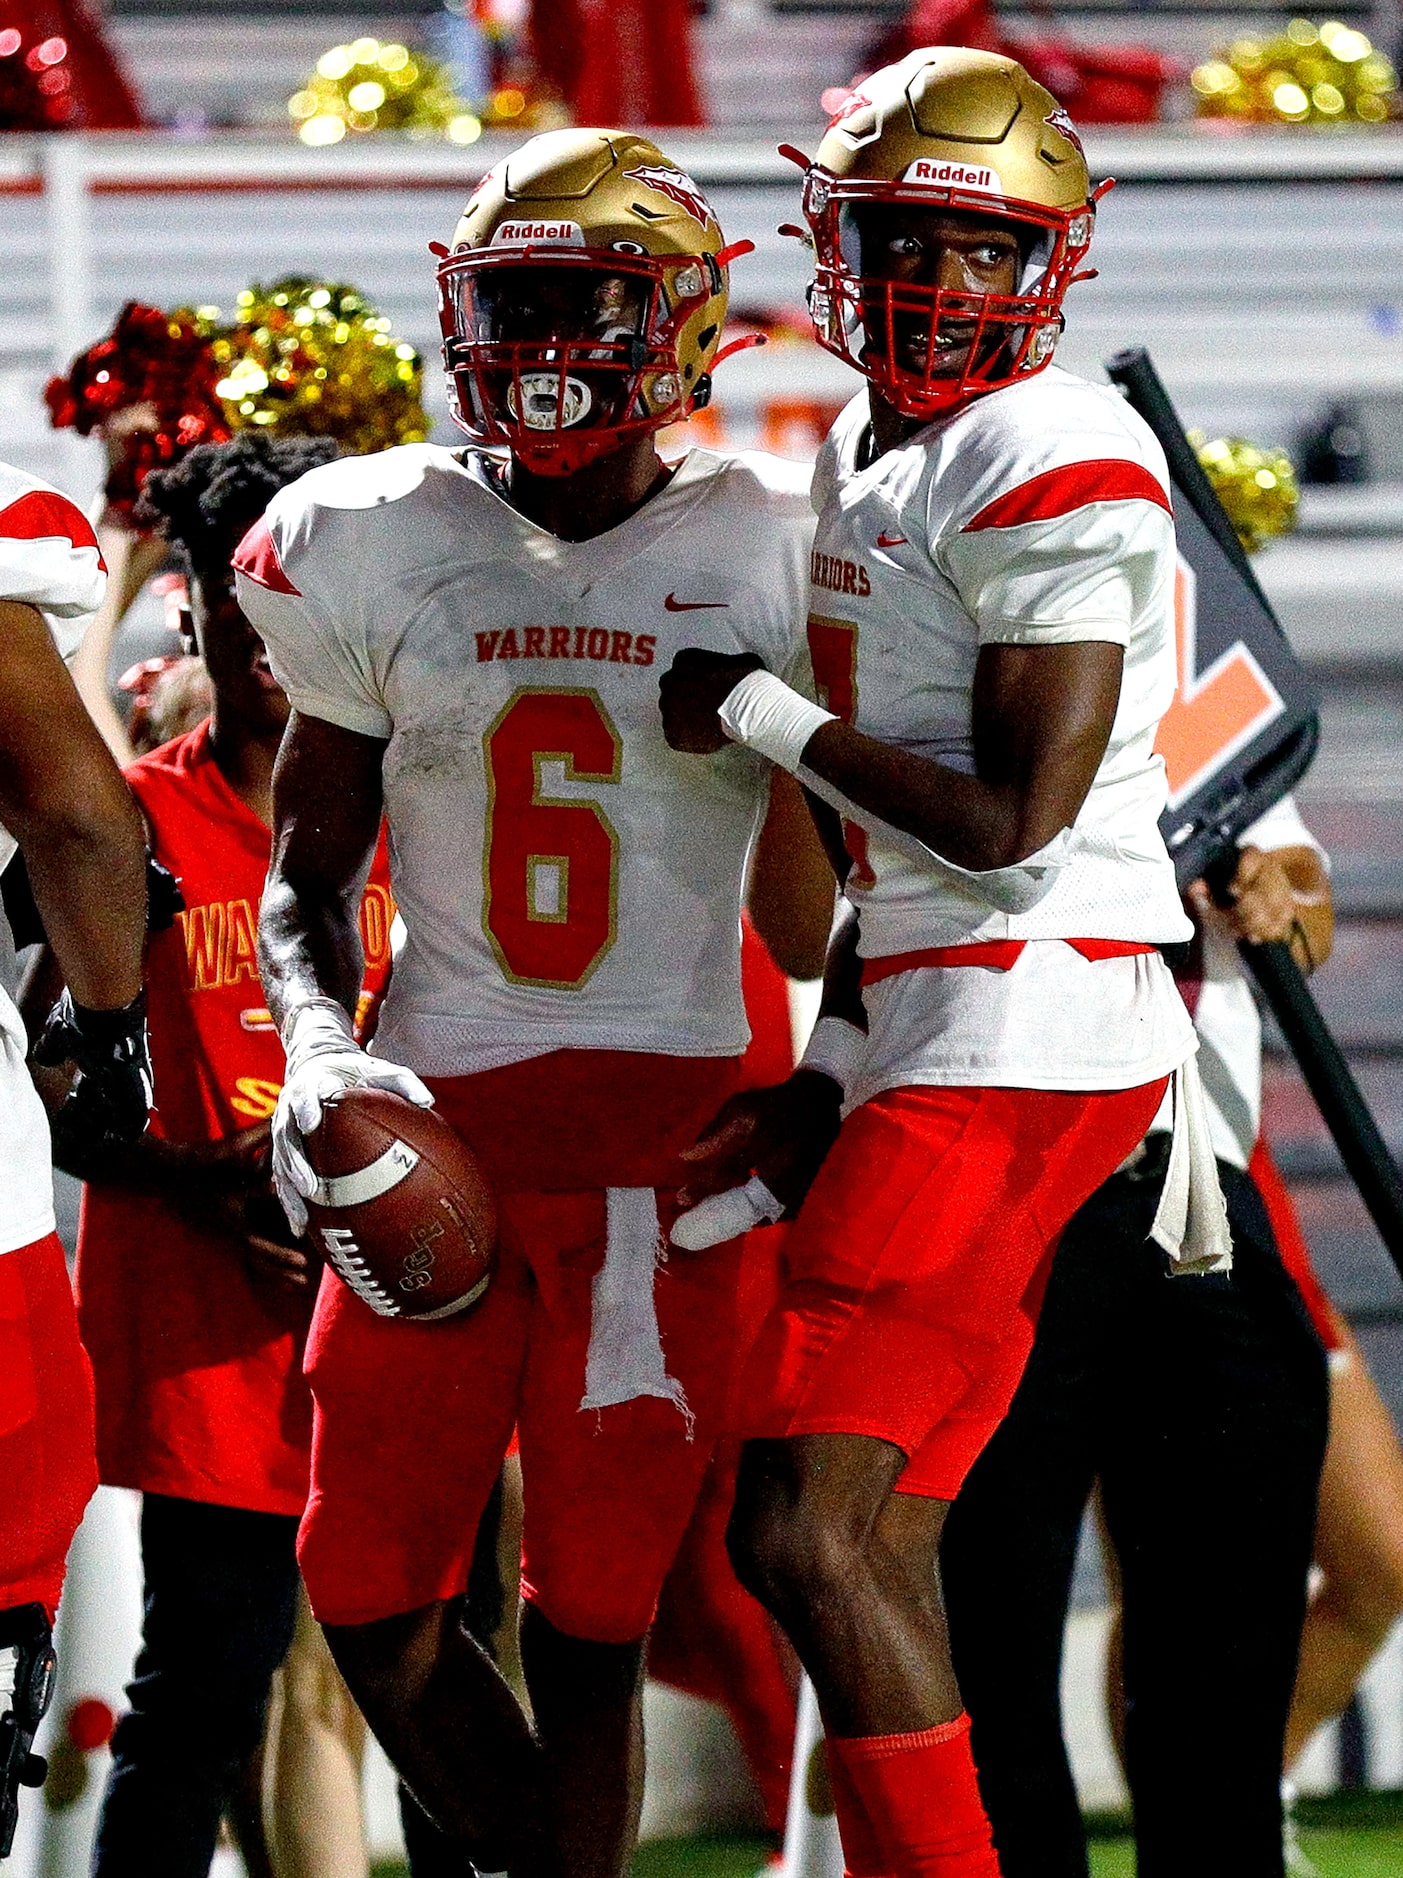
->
[0, 461, 151, 1859]
[29, 432, 392, 1878]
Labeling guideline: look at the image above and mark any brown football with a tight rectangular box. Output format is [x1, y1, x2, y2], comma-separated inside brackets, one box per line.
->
[303, 1088, 497, 1321]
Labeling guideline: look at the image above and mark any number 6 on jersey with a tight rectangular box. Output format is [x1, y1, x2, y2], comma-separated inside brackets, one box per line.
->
[482, 688, 622, 988]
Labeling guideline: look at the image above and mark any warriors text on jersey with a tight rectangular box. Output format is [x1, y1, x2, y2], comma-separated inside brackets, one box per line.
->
[234, 443, 813, 1080]
[808, 369, 1195, 1100]
[0, 465, 107, 1253]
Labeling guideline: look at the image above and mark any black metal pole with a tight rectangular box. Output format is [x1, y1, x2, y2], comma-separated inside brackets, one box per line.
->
[1103, 342, 1403, 1272]
[1106, 346, 1275, 614]
[1240, 938, 1403, 1272]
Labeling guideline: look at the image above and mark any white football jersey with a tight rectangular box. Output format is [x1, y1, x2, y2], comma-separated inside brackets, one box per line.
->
[236, 444, 814, 1078]
[0, 462, 107, 1254]
[811, 368, 1193, 956]
[809, 369, 1195, 1099]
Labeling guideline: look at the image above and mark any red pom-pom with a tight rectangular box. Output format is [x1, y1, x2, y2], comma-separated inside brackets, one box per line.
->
[66, 1697, 116, 1753]
[45, 301, 231, 517]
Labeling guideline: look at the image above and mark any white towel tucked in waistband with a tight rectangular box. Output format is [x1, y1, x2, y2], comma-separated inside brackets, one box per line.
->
[579, 1187, 692, 1426]
[1150, 1050, 1234, 1276]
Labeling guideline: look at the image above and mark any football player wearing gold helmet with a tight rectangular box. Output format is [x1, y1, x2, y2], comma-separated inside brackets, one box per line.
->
[793, 45, 1103, 421]
[434, 129, 750, 481]
[240, 128, 829, 1878]
[662, 50, 1207, 1878]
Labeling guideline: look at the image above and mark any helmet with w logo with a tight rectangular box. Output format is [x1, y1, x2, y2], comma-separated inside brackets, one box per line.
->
[789, 48, 1102, 418]
[436, 129, 752, 474]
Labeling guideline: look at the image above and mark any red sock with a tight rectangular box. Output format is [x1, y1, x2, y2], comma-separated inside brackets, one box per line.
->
[826, 1739, 891, 1877]
[827, 1715, 1000, 1878]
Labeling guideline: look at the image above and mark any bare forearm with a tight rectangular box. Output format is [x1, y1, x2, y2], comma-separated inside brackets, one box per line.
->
[69, 599, 133, 768]
[19, 797, 146, 1009]
[802, 721, 1048, 871]
[0, 596, 147, 1005]
[258, 868, 367, 1032]
[258, 713, 387, 1032]
[747, 769, 838, 981]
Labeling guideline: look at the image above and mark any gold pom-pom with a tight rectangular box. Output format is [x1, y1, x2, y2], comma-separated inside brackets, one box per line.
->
[288, 38, 482, 146]
[1191, 18, 1400, 123]
[200, 280, 430, 457]
[1191, 432, 1300, 553]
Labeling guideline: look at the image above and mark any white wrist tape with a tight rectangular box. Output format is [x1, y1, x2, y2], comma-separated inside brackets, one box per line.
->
[718, 669, 835, 774]
[670, 1176, 785, 1252]
[282, 998, 356, 1073]
[798, 1016, 866, 1095]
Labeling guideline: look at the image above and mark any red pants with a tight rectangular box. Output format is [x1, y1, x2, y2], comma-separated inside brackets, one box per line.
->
[740, 1080, 1169, 1499]
[0, 1233, 97, 1621]
[300, 1188, 741, 1640]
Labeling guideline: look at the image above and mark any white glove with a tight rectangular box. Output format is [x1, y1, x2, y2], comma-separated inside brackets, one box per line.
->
[273, 999, 434, 1235]
[670, 1175, 785, 1252]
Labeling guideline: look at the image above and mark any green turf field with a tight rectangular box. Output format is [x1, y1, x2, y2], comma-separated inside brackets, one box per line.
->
[372, 1792, 1403, 1878]
[1081, 1792, 1403, 1877]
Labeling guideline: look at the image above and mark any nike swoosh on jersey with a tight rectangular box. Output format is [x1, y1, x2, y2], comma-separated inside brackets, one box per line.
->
[876, 532, 908, 548]
[664, 593, 730, 611]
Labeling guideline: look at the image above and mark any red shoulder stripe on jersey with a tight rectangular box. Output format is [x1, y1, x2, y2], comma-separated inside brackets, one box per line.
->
[963, 459, 1172, 532]
[861, 937, 1157, 985]
[0, 490, 107, 571]
[232, 516, 300, 595]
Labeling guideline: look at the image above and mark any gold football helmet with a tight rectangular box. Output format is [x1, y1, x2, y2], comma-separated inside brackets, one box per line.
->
[435, 129, 752, 473]
[785, 48, 1103, 417]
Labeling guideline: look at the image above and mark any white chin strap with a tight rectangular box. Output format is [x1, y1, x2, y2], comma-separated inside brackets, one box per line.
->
[510, 372, 593, 431]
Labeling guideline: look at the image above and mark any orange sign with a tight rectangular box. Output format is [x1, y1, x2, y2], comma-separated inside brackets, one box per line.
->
[1155, 558, 1284, 809]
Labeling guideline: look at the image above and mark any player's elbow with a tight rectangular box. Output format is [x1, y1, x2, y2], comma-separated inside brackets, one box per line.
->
[16, 779, 144, 874]
[989, 809, 1072, 870]
[995, 767, 1096, 869]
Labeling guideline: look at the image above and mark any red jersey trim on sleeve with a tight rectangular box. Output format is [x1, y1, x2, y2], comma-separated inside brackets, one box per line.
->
[963, 459, 1173, 533]
[0, 490, 107, 571]
[232, 516, 300, 595]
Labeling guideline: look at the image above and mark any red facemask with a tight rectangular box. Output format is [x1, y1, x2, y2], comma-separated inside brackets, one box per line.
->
[435, 242, 737, 475]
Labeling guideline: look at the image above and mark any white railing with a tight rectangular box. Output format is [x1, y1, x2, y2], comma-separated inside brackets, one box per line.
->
[4, 126, 1403, 577]
[5, 125, 1403, 377]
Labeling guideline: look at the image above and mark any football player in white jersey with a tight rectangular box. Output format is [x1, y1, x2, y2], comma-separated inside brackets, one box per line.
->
[0, 465, 151, 1857]
[236, 132, 820, 1877]
[660, 49, 1214, 1878]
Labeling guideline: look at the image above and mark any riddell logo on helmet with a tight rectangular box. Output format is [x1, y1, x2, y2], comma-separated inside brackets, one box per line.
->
[493, 220, 585, 246]
[901, 160, 1002, 194]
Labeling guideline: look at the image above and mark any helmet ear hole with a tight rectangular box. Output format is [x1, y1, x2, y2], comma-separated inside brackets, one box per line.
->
[692, 373, 713, 410]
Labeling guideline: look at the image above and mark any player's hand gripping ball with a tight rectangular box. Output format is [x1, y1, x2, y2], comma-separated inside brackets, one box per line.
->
[304, 1088, 498, 1320]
